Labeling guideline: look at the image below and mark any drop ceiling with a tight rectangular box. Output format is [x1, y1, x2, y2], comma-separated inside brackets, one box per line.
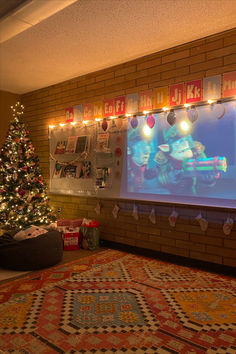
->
[0, 0, 236, 94]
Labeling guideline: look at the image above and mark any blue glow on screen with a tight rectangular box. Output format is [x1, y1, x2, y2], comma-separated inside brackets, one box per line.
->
[120, 100, 236, 208]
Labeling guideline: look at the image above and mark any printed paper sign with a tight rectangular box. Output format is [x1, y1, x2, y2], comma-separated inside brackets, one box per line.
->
[65, 107, 74, 123]
[223, 71, 236, 97]
[186, 79, 202, 104]
[153, 86, 168, 109]
[83, 103, 93, 120]
[169, 83, 184, 106]
[114, 96, 126, 116]
[139, 90, 153, 112]
[203, 75, 221, 101]
[93, 101, 103, 119]
[126, 93, 139, 114]
[73, 104, 83, 122]
[103, 99, 114, 117]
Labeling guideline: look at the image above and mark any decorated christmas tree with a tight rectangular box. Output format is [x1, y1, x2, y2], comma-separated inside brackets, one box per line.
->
[0, 102, 56, 229]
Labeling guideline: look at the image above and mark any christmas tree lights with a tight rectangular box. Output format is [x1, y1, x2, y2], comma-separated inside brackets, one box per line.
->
[0, 102, 56, 229]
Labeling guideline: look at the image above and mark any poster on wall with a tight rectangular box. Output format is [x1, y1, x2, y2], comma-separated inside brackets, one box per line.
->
[121, 100, 236, 208]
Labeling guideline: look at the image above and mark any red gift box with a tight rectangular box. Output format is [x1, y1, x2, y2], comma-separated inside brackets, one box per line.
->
[57, 219, 71, 227]
[70, 219, 83, 228]
[63, 232, 80, 250]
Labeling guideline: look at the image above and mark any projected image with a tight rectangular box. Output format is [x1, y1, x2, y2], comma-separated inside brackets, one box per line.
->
[126, 101, 236, 206]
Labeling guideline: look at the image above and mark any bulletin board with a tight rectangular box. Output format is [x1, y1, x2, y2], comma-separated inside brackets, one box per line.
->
[49, 119, 127, 198]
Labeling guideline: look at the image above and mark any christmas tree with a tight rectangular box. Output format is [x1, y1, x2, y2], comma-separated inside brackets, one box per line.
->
[0, 102, 56, 229]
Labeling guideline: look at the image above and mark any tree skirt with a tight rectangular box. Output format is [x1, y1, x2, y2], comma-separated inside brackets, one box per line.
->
[0, 249, 235, 353]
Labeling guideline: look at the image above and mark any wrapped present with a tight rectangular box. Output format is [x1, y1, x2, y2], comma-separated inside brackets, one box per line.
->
[57, 219, 71, 226]
[80, 218, 100, 250]
[81, 218, 99, 228]
[63, 232, 80, 251]
[71, 219, 83, 228]
[57, 219, 82, 232]
[57, 219, 71, 231]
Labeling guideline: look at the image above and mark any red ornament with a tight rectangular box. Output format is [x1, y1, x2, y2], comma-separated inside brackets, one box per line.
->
[147, 114, 155, 128]
[19, 189, 25, 196]
[130, 116, 138, 129]
[115, 147, 122, 158]
[102, 119, 108, 131]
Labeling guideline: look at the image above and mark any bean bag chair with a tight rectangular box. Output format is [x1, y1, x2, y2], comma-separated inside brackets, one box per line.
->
[0, 229, 63, 271]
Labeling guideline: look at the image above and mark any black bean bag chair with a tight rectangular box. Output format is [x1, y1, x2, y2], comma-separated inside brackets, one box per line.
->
[0, 230, 63, 271]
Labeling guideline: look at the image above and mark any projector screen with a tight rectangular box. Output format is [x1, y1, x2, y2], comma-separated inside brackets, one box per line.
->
[120, 100, 236, 208]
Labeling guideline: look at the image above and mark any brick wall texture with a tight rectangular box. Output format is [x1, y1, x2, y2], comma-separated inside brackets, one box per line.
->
[21, 28, 236, 267]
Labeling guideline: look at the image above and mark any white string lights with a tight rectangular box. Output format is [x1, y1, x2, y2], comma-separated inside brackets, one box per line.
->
[47, 96, 235, 130]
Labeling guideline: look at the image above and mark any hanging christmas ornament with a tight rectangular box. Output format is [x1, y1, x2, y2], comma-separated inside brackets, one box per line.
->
[187, 107, 198, 123]
[116, 117, 123, 130]
[147, 114, 155, 129]
[167, 110, 176, 126]
[130, 115, 138, 129]
[19, 189, 25, 197]
[102, 119, 108, 131]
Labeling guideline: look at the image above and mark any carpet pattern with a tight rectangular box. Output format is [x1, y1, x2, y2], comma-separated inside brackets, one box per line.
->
[0, 249, 235, 353]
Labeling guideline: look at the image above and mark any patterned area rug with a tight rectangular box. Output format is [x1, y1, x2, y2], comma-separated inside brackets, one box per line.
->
[0, 249, 235, 353]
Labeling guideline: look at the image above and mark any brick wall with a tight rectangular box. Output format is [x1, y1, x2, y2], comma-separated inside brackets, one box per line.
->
[21, 29, 236, 267]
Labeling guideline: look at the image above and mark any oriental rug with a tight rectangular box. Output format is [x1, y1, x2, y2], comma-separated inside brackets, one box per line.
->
[0, 249, 235, 353]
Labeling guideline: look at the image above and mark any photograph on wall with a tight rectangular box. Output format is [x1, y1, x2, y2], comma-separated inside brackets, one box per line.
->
[61, 164, 78, 178]
[53, 162, 64, 178]
[54, 140, 66, 154]
[75, 136, 90, 154]
[96, 132, 109, 152]
[78, 161, 91, 179]
[122, 100, 236, 208]
[65, 136, 78, 153]
[96, 167, 111, 188]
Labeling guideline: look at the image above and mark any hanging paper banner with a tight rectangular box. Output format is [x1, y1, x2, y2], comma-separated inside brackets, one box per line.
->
[83, 103, 93, 120]
[139, 90, 153, 112]
[169, 83, 184, 106]
[93, 101, 103, 119]
[186, 79, 202, 104]
[153, 86, 168, 109]
[203, 75, 221, 101]
[114, 96, 126, 116]
[223, 71, 236, 98]
[73, 104, 83, 122]
[65, 107, 74, 123]
[103, 99, 114, 117]
[126, 93, 139, 114]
